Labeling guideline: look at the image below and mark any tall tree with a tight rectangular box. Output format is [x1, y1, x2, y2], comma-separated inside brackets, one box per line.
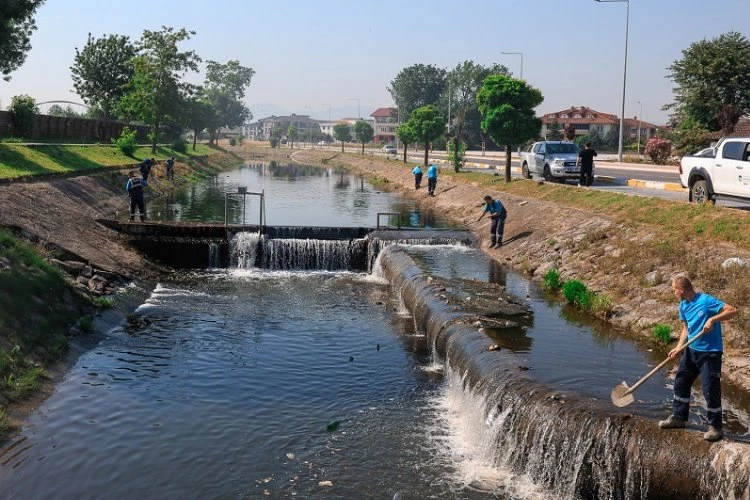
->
[70, 33, 136, 120]
[117, 26, 200, 154]
[185, 96, 214, 151]
[9, 94, 38, 137]
[476, 75, 543, 183]
[286, 125, 297, 148]
[715, 104, 742, 135]
[443, 61, 508, 169]
[203, 60, 255, 143]
[547, 120, 563, 140]
[0, 0, 45, 81]
[333, 123, 351, 152]
[665, 31, 750, 131]
[354, 120, 374, 155]
[403, 105, 445, 166]
[388, 64, 447, 120]
[396, 123, 415, 164]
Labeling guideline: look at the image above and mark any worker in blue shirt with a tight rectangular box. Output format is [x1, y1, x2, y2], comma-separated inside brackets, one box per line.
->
[412, 165, 423, 190]
[426, 164, 439, 197]
[658, 275, 737, 442]
[125, 171, 147, 221]
[476, 195, 507, 248]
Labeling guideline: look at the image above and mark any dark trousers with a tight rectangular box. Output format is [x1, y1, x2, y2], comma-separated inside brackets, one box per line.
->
[427, 177, 437, 196]
[579, 165, 593, 186]
[672, 348, 723, 428]
[129, 196, 145, 222]
[490, 217, 505, 245]
[414, 172, 423, 189]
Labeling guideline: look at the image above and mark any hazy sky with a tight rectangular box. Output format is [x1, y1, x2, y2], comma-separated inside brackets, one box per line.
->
[1, 0, 748, 125]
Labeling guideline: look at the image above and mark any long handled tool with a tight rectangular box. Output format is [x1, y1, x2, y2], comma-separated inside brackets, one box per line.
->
[611, 328, 710, 407]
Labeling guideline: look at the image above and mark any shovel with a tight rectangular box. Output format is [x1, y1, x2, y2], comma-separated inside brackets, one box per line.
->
[611, 328, 710, 407]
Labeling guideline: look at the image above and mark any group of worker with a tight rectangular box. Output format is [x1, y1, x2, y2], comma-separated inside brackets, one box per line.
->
[125, 157, 175, 221]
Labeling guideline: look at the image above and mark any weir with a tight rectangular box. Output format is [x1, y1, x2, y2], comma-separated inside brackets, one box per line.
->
[96, 219, 474, 270]
[377, 244, 750, 499]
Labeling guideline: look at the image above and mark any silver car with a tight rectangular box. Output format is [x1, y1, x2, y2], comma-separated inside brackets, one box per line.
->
[520, 141, 588, 183]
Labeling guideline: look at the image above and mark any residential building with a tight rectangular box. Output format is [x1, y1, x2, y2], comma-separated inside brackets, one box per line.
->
[257, 114, 321, 142]
[540, 106, 658, 143]
[370, 107, 398, 144]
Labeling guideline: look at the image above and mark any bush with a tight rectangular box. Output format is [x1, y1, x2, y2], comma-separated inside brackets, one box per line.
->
[562, 279, 591, 308]
[9, 95, 38, 137]
[644, 138, 672, 164]
[652, 324, 672, 343]
[542, 268, 563, 290]
[112, 127, 138, 156]
[269, 137, 279, 148]
[170, 138, 187, 153]
[447, 139, 466, 172]
[237, 133, 244, 146]
[228, 137, 237, 146]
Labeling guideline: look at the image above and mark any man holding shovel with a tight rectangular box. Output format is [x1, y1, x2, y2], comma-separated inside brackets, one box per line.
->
[476, 195, 507, 249]
[658, 275, 737, 441]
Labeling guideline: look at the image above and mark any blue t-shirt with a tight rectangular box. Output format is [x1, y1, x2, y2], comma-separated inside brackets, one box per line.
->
[412, 166, 422, 175]
[426, 165, 438, 178]
[680, 292, 725, 352]
[483, 199, 506, 216]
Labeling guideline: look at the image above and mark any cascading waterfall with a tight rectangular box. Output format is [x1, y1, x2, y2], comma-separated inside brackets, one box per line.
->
[230, 231, 261, 269]
[208, 242, 222, 268]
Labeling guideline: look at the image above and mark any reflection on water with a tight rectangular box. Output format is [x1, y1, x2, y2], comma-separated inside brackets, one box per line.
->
[149, 161, 450, 229]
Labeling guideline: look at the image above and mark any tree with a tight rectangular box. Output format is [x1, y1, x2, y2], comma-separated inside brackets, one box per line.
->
[403, 105, 445, 166]
[644, 138, 672, 165]
[333, 123, 351, 152]
[442, 61, 509, 171]
[0, 0, 45, 81]
[70, 33, 136, 120]
[286, 125, 297, 148]
[9, 95, 38, 137]
[203, 60, 254, 144]
[396, 122, 416, 163]
[354, 120, 374, 155]
[48, 104, 81, 118]
[665, 31, 750, 131]
[185, 97, 214, 151]
[604, 125, 620, 151]
[716, 104, 742, 135]
[547, 120, 563, 140]
[476, 75, 544, 182]
[564, 124, 576, 142]
[116, 26, 200, 154]
[388, 64, 447, 120]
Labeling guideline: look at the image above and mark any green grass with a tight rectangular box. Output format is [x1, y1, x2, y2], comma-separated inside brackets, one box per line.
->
[541, 268, 563, 290]
[652, 323, 672, 343]
[0, 143, 216, 180]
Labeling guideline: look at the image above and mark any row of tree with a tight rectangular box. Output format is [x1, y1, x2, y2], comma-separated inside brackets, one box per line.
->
[68, 27, 254, 153]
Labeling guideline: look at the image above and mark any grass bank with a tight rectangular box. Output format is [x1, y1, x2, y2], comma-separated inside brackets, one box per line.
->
[0, 143, 215, 180]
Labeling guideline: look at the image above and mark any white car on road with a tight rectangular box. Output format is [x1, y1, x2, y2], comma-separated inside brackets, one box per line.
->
[382, 145, 397, 155]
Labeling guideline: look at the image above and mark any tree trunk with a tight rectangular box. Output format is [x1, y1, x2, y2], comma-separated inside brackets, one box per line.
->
[453, 137, 461, 173]
[423, 142, 429, 166]
[192, 129, 198, 151]
[361, 141, 364, 155]
[505, 144, 512, 183]
[402, 143, 407, 163]
[340, 141, 344, 153]
[151, 110, 160, 154]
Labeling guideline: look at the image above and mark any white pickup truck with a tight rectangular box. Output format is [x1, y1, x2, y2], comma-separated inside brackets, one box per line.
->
[519, 141, 584, 183]
[679, 137, 750, 203]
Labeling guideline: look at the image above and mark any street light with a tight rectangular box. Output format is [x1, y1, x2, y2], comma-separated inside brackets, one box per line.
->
[637, 100, 642, 156]
[594, 0, 629, 163]
[349, 98, 360, 119]
[500, 51, 523, 79]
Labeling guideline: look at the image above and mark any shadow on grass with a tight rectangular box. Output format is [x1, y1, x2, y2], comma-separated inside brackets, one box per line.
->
[32, 145, 105, 172]
[0, 145, 48, 177]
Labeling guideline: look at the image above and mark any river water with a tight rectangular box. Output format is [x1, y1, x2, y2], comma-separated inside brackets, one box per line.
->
[1, 161, 748, 499]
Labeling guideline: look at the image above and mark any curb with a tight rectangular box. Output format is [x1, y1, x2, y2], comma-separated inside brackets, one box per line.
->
[627, 179, 687, 192]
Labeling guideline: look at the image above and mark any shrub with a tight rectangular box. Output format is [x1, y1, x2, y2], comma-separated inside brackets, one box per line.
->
[542, 268, 563, 290]
[170, 138, 187, 153]
[237, 133, 244, 146]
[562, 279, 590, 308]
[78, 315, 95, 333]
[112, 127, 138, 156]
[652, 324, 672, 343]
[269, 137, 279, 148]
[591, 293, 615, 317]
[644, 137, 672, 165]
[447, 139, 466, 172]
[228, 137, 237, 147]
[9, 95, 38, 137]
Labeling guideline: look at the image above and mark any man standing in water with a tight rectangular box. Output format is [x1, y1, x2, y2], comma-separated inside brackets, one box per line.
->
[476, 195, 507, 248]
[658, 275, 737, 441]
[126, 170, 147, 222]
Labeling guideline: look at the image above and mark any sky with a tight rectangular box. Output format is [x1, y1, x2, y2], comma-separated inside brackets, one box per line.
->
[2, 0, 749, 126]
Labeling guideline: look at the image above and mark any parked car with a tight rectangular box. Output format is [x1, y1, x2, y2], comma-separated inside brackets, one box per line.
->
[679, 137, 750, 203]
[519, 141, 587, 183]
[317, 140, 327, 146]
[382, 145, 397, 155]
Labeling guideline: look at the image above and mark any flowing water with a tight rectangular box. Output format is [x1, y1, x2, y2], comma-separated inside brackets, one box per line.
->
[1, 161, 748, 499]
